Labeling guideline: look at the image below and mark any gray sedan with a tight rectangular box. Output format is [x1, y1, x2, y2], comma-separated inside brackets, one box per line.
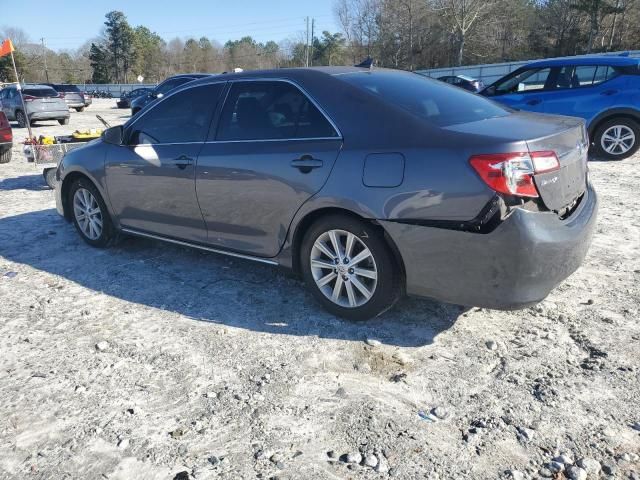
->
[54, 67, 598, 320]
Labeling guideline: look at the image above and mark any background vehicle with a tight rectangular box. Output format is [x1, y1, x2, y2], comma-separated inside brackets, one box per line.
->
[83, 92, 92, 107]
[46, 84, 86, 112]
[117, 87, 153, 109]
[56, 67, 596, 320]
[482, 56, 640, 159]
[0, 111, 12, 163]
[130, 74, 211, 115]
[437, 74, 484, 92]
[0, 84, 69, 127]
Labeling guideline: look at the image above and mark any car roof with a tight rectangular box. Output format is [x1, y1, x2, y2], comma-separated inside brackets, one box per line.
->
[24, 84, 57, 89]
[524, 55, 640, 68]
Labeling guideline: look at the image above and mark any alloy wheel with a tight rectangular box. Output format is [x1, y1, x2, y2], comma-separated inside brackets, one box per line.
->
[73, 188, 103, 240]
[601, 125, 636, 156]
[310, 229, 378, 308]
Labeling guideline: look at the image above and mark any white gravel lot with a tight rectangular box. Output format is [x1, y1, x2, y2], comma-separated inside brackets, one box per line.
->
[0, 99, 639, 480]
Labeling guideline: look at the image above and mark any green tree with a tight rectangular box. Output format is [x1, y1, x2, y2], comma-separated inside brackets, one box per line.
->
[104, 10, 135, 82]
[572, 0, 625, 52]
[89, 43, 111, 83]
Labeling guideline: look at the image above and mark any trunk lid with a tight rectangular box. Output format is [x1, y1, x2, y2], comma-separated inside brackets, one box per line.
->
[527, 122, 588, 212]
[444, 111, 588, 212]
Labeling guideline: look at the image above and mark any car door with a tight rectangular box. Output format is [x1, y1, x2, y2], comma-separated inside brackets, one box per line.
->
[485, 67, 554, 113]
[196, 79, 343, 257]
[1, 88, 15, 119]
[541, 65, 618, 123]
[0, 88, 8, 118]
[104, 82, 224, 243]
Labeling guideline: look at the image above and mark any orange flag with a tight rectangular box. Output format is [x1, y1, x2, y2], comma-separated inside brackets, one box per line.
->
[0, 39, 15, 57]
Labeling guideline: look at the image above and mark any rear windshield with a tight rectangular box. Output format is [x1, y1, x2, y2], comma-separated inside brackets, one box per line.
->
[23, 88, 59, 98]
[340, 71, 509, 127]
[53, 84, 81, 92]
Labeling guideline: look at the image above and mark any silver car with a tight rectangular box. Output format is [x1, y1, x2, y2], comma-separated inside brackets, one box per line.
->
[46, 84, 87, 112]
[0, 84, 69, 127]
[54, 67, 597, 320]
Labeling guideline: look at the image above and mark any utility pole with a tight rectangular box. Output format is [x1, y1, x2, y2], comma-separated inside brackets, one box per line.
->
[41, 38, 50, 82]
[305, 16, 310, 67]
[310, 18, 315, 67]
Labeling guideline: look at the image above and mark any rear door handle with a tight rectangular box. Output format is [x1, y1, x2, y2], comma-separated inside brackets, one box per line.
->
[601, 89, 618, 96]
[173, 155, 194, 169]
[526, 99, 542, 106]
[291, 156, 323, 173]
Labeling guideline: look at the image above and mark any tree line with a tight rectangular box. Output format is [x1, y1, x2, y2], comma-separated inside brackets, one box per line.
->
[1, 0, 638, 85]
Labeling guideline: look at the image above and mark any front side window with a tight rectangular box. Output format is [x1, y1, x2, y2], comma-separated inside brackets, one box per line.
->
[127, 83, 223, 145]
[216, 81, 338, 141]
[491, 67, 553, 95]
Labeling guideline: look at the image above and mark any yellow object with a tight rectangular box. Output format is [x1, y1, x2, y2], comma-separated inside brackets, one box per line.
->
[72, 128, 102, 140]
[39, 136, 56, 145]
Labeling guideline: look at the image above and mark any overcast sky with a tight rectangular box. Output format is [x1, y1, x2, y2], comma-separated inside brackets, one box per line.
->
[0, 0, 338, 50]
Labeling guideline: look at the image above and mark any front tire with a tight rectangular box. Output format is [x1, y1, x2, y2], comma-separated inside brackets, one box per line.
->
[75, 107, 85, 112]
[68, 178, 116, 248]
[58, 118, 69, 125]
[593, 118, 639, 160]
[300, 215, 400, 320]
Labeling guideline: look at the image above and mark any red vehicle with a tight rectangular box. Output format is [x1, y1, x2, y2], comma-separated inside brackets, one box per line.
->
[0, 111, 12, 163]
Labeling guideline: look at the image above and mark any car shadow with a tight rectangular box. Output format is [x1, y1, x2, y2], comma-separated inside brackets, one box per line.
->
[0, 174, 48, 191]
[0, 209, 464, 347]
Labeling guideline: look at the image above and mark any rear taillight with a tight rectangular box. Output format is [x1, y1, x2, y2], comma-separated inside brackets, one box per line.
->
[23, 95, 36, 102]
[469, 151, 560, 198]
[0, 129, 11, 142]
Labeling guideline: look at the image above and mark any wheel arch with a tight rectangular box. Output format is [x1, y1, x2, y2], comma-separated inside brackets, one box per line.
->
[289, 206, 406, 290]
[60, 170, 106, 222]
[588, 108, 640, 140]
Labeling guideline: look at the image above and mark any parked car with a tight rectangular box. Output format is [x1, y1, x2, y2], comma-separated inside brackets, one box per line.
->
[130, 74, 211, 115]
[117, 87, 153, 109]
[54, 67, 597, 320]
[0, 111, 12, 163]
[481, 55, 640, 159]
[46, 84, 87, 112]
[0, 84, 69, 127]
[437, 74, 484, 92]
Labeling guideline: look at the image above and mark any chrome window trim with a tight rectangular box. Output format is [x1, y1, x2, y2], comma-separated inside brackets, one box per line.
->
[120, 227, 279, 266]
[217, 77, 343, 141]
[125, 137, 341, 148]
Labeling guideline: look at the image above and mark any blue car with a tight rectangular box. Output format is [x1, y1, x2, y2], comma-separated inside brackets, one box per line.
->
[482, 55, 640, 159]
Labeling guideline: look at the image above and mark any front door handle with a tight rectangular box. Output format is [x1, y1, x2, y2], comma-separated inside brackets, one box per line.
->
[173, 155, 194, 170]
[526, 99, 542, 106]
[291, 155, 323, 173]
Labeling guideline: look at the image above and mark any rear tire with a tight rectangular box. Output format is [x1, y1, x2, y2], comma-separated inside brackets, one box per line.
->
[43, 168, 56, 188]
[0, 149, 11, 164]
[58, 118, 69, 125]
[68, 178, 116, 248]
[300, 214, 400, 321]
[75, 107, 85, 112]
[593, 117, 639, 160]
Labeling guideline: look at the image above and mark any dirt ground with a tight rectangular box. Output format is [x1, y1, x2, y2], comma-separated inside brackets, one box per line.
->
[0, 99, 639, 480]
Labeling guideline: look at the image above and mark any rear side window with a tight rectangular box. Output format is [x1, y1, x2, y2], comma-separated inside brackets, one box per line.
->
[23, 88, 58, 98]
[341, 71, 509, 127]
[127, 83, 223, 145]
[216, 81, 338, 141]
[553, 65, 618, 88]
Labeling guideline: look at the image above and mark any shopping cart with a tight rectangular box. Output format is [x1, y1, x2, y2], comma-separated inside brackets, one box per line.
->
[22, 115, 110, 188]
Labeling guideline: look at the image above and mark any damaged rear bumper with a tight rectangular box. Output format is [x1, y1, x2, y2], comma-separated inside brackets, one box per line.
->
[380, 182, 598, 309]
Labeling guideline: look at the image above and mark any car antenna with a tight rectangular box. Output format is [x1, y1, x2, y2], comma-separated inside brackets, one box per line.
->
[355, 57, 375, 69]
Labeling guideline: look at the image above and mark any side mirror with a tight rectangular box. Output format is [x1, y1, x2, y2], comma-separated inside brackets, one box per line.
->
[102, 125, 123, 145]
[483, 85, 496, 97]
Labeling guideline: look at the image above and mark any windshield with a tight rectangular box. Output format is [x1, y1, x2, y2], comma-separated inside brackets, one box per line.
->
[340, 71, 509, 127]
[54, 84, 81, 93]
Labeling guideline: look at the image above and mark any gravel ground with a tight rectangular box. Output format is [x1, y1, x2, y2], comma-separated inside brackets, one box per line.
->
[0, 99, 639, 480]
